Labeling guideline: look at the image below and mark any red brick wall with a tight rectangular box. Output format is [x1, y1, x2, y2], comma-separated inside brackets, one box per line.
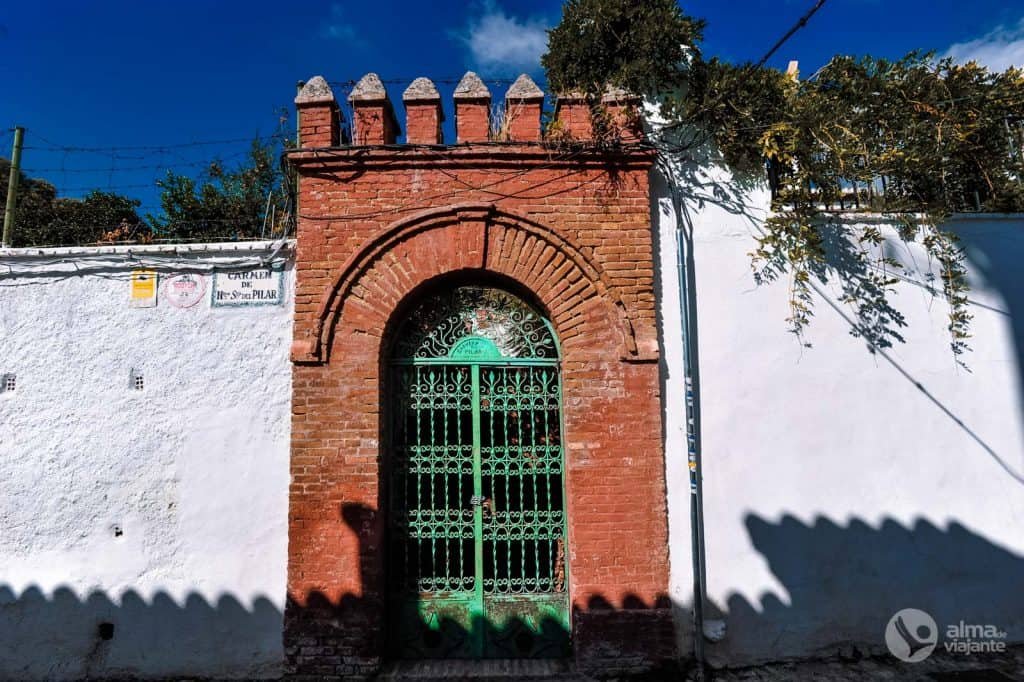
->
[404, 104, 441, 145]
[287, 121, 672, 676]
[296, 104, 338, 148]
[454, 100, 489, 143]
[504, 101, 543, 142]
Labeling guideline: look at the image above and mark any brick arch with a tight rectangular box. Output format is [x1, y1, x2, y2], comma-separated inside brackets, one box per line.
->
[290, 202, 642, 364]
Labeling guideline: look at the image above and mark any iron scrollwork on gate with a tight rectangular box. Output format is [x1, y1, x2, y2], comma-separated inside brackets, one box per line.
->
[393, 286, 558, 360]
[388, 286, 569, 660]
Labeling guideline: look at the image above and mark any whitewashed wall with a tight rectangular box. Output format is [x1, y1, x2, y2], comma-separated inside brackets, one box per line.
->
[653, 147, 1024, 666]
[3, 185, 1022, 675]
[0, 242, 294, 679]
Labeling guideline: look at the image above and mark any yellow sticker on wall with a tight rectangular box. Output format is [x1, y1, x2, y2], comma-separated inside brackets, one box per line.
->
[129, 270, 158, 308]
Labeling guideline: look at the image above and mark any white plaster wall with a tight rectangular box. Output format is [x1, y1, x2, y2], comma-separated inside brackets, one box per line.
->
[0, 243, 294, 679]
[654, 148, 1024, 666]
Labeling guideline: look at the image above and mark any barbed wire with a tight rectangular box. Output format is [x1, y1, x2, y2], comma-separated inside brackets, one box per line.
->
[5, 51, 1020, 247]
[2, 121, 294, 246]
[44, 183, 158, 193]
[327, 76, 522, 89]
[24, 131, 287, 155]
[20, 149, 256, 175]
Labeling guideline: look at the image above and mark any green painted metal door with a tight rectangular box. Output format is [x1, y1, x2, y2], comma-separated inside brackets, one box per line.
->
[387, 286, 569, 659]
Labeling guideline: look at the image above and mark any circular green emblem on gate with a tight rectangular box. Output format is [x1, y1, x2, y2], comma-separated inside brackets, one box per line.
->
[448, 336, 503, 361]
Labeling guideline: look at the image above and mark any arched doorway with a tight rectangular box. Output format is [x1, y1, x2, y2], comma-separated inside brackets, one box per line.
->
[386, 284, 570, 659]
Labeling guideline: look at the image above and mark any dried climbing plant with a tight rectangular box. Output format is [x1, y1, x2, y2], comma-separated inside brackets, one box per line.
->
[544, 0, 1024, 365]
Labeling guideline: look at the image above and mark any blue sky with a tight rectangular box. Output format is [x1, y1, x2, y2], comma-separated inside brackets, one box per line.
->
[2, 0, 1023, 221]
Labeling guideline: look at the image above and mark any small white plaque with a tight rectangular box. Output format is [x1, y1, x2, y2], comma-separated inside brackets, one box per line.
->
[211, 269, 283, 307]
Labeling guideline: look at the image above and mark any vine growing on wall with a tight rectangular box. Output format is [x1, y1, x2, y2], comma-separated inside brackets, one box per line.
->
[544, 0, 1024, 364]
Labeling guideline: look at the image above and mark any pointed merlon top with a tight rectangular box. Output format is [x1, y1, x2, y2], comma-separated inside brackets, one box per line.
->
[454, 71, 491, 99]
[349, 73, 388, 102]
[505, 74, 544, 101]
[403, 77, 441, 102]
[295, 76, 336, 105]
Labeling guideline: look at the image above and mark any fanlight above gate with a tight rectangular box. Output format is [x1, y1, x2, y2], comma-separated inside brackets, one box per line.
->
[392, 286, 558, 361]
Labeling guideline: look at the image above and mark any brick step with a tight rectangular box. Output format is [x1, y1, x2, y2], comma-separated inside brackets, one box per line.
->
[376, 658, 592, 681]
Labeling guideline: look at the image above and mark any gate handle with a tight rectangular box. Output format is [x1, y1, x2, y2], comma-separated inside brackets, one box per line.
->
[470, 496, 494, 517]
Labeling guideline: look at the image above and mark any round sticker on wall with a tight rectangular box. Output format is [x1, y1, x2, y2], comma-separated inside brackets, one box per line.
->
[162, 273, 207, 308]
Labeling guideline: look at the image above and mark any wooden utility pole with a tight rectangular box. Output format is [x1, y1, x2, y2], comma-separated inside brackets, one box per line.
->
[2, 126, 25, 248]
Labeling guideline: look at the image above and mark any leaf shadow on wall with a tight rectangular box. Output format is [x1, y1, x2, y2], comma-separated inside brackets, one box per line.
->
[820, 215, 1024, 485]
[652, 134, 1024, 491]
[704, 514, 1024, 669]
[655, 131, 913, 360]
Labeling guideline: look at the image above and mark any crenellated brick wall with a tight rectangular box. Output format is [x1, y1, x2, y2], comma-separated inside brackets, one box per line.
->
[285, 72, 672, 679]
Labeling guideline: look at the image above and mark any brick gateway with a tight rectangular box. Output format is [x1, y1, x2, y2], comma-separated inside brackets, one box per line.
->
[286, 72, 673, 678]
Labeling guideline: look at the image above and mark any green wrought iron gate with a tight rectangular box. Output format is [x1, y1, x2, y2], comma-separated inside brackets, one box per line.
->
[387, 286, 570, 659]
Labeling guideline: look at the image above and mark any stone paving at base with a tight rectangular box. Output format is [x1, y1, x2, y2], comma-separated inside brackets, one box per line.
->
[372, 645, 1024, 681]
[690, 645, 1024, 682]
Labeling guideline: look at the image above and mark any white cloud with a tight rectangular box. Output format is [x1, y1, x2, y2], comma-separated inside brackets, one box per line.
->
[459, 2, 549, 72]
[321, 4, 356, 42]
[946, 18, 1024, 71]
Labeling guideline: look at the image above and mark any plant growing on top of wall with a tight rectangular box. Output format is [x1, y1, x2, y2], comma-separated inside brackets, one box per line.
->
[2, 134, 294, 247]
[544, 0, 1024, 364]
[543, 0, 704, 149]
[150, 138, 290, 243]
[543, 0, 705, 98]
[0, 158, 147, 247]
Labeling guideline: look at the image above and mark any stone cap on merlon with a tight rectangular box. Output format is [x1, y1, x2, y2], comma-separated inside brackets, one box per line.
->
[403, 77, 445, 134]
[349, 72, 389, 102]
[403, 77, 441, 102]
[505, 74, 544, 101]
[295, 76, 336, 105]
[454, 72, 491, 100]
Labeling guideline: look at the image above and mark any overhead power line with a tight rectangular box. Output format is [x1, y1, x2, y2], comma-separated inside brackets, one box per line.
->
[655, 0, 831, 140]
[755, 0, 829, 70]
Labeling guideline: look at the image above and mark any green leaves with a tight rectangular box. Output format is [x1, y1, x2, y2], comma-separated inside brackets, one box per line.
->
[0, 158, 146, 247]
[149, 138, 288, 242]
[1, 136, 290, 247]
[542, 0, 702, 97]
[734, 53, 1014, 363]
[543, 2, 1020, 364]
